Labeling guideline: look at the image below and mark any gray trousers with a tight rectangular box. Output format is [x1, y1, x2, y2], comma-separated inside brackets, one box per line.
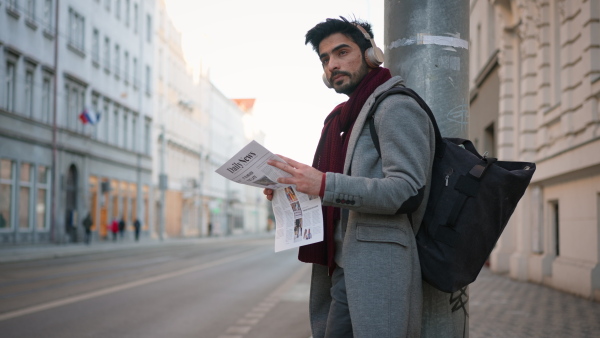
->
[325, 266, 353, 337]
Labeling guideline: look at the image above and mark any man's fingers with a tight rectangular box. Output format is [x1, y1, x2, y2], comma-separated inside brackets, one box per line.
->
[278, 155, 302, 169]
[263, 188, 274, 201]
[269, 158, 296, 174]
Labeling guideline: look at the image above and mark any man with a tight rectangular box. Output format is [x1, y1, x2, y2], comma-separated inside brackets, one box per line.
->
[118, 217, 126, 239]
[82, 212, 93, 245]
[264, 17, 436, 337]
[133, 218, 141, 241]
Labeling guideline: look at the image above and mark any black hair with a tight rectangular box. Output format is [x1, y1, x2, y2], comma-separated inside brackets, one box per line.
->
[305, 16, 374, 55]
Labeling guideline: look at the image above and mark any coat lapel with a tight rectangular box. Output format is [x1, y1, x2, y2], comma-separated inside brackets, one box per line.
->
[343, 76, 405, 174]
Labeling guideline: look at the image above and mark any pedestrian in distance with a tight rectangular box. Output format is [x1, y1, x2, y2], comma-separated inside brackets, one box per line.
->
[118, 217, 126, 240]
[0, 213, 6, 228]
[263, 17, 435, 337]
[82, 212, 93, 245]
[133, 218, 141, 241]
[110, 218, 119, 242]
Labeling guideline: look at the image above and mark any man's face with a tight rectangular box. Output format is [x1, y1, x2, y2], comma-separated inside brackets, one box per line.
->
[319, 33, 369, 96]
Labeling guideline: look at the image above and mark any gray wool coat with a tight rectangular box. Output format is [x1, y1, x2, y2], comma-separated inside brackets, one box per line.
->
[309, 76, 436, 338]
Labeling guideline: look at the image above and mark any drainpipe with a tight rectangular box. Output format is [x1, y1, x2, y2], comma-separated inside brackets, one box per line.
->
[50, 0, 60, 243]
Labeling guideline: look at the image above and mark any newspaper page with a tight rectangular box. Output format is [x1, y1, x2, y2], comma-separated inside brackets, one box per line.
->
[215, 140, 323, 252]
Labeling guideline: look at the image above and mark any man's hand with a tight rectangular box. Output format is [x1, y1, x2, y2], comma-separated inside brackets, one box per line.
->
[268, 155, 323, 196]
[263, 188, 274, 201]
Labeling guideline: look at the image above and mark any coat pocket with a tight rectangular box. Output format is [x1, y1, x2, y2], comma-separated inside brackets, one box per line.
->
[356, 224, 409, 247]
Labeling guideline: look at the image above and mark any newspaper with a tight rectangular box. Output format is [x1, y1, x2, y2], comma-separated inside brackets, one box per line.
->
[215, 140, 323, 252]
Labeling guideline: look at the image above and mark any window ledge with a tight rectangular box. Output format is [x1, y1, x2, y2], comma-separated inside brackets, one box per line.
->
[6, 6, 21, 19]
[43, 28, 55, 40]
[25, 18, 38, 30]
[67, 43, 86, 58]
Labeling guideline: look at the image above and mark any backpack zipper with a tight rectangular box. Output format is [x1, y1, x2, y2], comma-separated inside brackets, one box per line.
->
[445, 168, 454, 186]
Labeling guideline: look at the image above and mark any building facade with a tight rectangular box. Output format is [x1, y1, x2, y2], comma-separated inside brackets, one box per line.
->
[152, 0, 268, 239]
[469, 0, 600, 300]
[153, 0, 206, 239]
[1, 0, 270, 245]
[200, 79, 268, 237]
[1, 0, 155, 244]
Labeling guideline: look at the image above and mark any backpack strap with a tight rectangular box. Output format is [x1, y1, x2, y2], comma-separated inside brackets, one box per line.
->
[366, 87, 444, 223]
[367, 87, 444, 158]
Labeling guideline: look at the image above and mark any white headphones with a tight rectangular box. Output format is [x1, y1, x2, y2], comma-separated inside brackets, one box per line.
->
[323, 23, 385, 88]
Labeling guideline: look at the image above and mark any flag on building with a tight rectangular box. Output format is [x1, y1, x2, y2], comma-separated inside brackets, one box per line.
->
[79, 108, 100, 125]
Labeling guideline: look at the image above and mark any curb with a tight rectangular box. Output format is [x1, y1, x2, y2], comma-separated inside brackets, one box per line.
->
[0, 232, 274, 264]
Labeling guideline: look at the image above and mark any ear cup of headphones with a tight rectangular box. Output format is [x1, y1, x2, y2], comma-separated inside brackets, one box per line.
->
[365, 46, 384, 68]
[322, 73, 333, 88]
[353, 23, 385, 68]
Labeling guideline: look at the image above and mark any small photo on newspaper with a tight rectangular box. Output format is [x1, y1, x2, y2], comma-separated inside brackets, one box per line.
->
[215, 140, 323, 252]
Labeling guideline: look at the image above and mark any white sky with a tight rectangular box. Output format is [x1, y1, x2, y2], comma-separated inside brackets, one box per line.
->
[164, 0, 384, 164]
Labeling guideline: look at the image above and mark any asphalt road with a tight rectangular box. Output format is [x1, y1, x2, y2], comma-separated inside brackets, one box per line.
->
[0, 237, 312, 338]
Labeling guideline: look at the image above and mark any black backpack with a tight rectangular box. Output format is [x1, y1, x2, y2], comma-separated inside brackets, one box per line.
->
[367, 87, 536, 293]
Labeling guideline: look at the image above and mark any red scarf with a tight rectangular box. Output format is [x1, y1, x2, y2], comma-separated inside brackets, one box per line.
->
[298, 67, 392, 272]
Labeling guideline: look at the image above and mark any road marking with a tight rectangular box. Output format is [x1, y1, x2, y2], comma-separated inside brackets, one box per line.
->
[218, 264, 310, 338]
[0, 247, 265, 322]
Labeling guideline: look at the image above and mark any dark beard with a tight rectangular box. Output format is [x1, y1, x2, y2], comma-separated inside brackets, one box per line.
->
[334, 61, 370, 96]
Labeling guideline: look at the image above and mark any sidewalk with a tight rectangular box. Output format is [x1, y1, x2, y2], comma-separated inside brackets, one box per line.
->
[0, 232, 274, 264]
[469, 267, 600, 337]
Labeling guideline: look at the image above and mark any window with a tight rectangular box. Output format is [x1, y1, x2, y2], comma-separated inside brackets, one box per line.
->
[64, 84, 73, 129]
[42, 75, 52, 123]
[483, 123, 496, 157]
[92, 29, 100, 63]
[131, 114, 137, 151]
[8, 0, 19, 12]
[114, 44, 120, 76]
[158, 48, 162, 79]
[125, 0, 130, 27]
[5, 60, 17, 112]
[549, 200, 560, 256]
[113, 106, 120, 146]
[132, 57, 138, 88]
[0, 159, 14, 230]
[36, 165, 50, 230]
[146, 14, 152, 43]
[123, 111, 128, 148]
[26, 0, 36, 21]
[115, 0, 121, 20]
[144, 119, 151, 155]
[42, 0, 54, 33]
[68, 8, 85, 52]
[91, 93, 100, 139]
[25, 68, 35, 118]
[64, 79, 85, 131]
[124, 51, 129, 83]
[43, 0, 54, 30]
[19, 163, 33, 230]
[104, 37, 111, 71]
[133, 2, 138, 33]
[145, 65, 151, 94]
[102, 99, 110, 142]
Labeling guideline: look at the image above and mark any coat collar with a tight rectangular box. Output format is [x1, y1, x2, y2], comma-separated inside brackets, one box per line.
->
[343, 75, 406, 173]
